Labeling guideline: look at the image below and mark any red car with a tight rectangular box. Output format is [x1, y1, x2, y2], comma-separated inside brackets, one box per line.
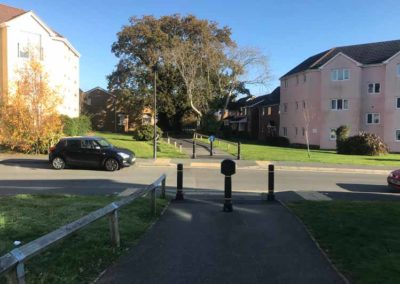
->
[388, 170, 400, 190]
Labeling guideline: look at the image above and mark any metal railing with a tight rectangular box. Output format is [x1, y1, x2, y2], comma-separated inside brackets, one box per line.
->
[0, 174, 166, 284]
[194, 133, 240, 159]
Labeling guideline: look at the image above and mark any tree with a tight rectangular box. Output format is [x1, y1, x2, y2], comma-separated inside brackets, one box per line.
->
[108, 14, 235, 130]
[218, 47, 270, 120]
[0, 56, 63, 153]
[302, 100, 316, 159]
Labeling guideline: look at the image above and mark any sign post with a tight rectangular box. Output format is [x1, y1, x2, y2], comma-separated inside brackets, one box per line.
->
[221, 159, 236, 212]
[209, 135, 215, 156]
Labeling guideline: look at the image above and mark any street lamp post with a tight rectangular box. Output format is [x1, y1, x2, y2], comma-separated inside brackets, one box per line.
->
[153, 63, 158, 160]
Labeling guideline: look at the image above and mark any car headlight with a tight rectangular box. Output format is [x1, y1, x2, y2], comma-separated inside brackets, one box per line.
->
[118, 152, 130, 159]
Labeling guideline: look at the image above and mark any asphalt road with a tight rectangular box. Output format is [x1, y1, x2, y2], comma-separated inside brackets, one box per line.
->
[0, 158, 392, 197]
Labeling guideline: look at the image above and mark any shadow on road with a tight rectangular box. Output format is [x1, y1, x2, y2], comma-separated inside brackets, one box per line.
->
[336, 183, 390, 193]
[0, 179, 148, 196]
[0, 159, 51, 169]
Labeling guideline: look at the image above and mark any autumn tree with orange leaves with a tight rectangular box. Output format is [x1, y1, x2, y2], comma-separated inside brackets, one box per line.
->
[0, 56, 63, 153]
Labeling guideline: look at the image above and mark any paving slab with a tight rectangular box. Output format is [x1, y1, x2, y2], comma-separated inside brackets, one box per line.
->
[98, 198, 345, 284]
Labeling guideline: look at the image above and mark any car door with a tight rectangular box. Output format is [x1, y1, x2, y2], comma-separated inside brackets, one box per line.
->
[80, 139, 103, 167]
[64, 139, 84, 165]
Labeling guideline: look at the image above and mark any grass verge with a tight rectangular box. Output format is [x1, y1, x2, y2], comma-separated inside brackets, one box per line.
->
[0, 194, 168, 283]
[204, 139, 400, 166]
[94, 131, 187, 158]
[288, 201, 400, 283]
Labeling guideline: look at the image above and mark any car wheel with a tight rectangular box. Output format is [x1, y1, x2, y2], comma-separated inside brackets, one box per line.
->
[105, 158, 119, 171]
[52, 157, 65, 170]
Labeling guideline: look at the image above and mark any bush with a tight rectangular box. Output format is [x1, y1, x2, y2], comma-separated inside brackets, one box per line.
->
[335, 125, 350, 153]
[338, 132, 388, 156]
[200, 113, 222, 134]
[264, 136, 290, 147]
[132, 125, 163, 141]
[61, 115, 92, 136]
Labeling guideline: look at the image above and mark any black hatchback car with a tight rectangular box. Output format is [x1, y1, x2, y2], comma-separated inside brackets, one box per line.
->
[49, 136, 136, 171]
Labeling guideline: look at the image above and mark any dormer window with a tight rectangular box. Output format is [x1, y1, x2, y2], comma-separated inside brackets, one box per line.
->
[331, 69, 350, 81]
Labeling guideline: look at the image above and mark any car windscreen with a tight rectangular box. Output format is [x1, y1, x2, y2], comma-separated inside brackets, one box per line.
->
[96, 138, 112, 148]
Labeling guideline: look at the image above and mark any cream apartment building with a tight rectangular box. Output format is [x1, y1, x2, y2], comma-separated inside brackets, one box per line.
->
[280, 40, 400, 152]
[0, 4, 80, 117]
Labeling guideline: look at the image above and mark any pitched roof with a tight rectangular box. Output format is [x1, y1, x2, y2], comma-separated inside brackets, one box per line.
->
[282, 39, 400, 78]
[0, 3, 26, 23]
[261, 87, 280, 106]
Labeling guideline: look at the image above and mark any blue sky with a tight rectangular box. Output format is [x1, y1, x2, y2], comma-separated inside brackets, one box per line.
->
[4, 0, 400, 95]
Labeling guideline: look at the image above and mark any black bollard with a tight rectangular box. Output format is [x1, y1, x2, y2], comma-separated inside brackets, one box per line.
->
[192, 140, 196, 159]
[221, 159, 236, 212]
[210, 140, 213, 156]
[237, 141, 241, 160]
[176, 163, 184, 200]
[267, 164, 275, 201]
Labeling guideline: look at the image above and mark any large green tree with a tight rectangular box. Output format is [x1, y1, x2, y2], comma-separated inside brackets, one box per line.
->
[108, 14, 235, 130]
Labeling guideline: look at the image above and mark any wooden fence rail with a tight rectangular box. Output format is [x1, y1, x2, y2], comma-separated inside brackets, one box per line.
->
[0, 174, 167, 284]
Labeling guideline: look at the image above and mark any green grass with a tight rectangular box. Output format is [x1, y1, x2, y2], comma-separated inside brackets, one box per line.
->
[289, 201, 400, 283]
[202, 138, 400, 166]
[0, 194, 168, 283]
[94, 131, 187, 158]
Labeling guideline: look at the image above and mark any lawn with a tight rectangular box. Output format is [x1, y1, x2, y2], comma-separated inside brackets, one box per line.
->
[0, 194, 168, 283]
[289, 201, 400, 283]
[94, 131, 187, 158]
[201, 138, 400, 166]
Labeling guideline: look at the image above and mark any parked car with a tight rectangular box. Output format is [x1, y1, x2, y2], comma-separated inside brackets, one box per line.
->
[49, 136, 136, 171]
[387, 169, 400, 190]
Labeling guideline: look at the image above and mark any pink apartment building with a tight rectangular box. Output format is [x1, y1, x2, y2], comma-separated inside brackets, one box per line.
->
[280, 40, 400, 152]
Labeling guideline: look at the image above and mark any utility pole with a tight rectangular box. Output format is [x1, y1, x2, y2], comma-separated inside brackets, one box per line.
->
[153, 63, 158, 160]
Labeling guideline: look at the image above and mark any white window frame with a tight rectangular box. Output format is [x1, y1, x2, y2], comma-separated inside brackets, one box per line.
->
[284, 79, 288, 88]
[331, 68, 350, 81]
[302, 127, 305, 136]
[396, 129, 400, 142]
[330, 99, 349, 110]
[283, 103, 288, 113]
[267, 107, 272, 115]
[366, 113, 380, 125]
[368, 83, 381, 94]
[295, 127, 298, 136]
[329, 129, 337, 141]
[303, 74, 306, 83]
[302, 100, 306, 109]
[283, 127, 288, 137]
[295, 101, 299, 110]
[396, 97, 400, 109]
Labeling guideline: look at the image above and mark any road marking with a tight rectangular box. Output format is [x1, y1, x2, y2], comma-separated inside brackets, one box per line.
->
[190, 162, 220, 168]
[295, 191, 332, 201]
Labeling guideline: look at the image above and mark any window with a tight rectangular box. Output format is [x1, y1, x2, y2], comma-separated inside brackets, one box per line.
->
[295, 127, 298, 135]
[397, 97, 400, 109]
[397, 64, 400, 77]
[283, 103, 288, 112]
[303, 74, 306, 83]
[295, 101, 299, 110]
[302, 127, 305, 136]
[330, 99, 348, 110]
[296, 75, 299, 85]
[366, 113, 380, 124]
[302, 101, 306, 109]
[240, 107, 247, 115]
[262, 107, 265, 116]
[368, 83, 380, 94]
[18, 32, 41, 59]
[267, 107, 272, 115]
[283, 127, 288, 137]
[284, 79, 288, 88]
[331, 69, 350, 81]
[118, 114, 125, 126]
[396, 130, 400, 141]
[330, 129, 337, 140]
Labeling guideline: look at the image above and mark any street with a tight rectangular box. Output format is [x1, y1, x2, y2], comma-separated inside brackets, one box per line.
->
[0, 158, 392, 197]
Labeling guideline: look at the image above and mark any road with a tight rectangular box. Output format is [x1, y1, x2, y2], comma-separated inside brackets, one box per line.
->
[0, 158, 393, 199]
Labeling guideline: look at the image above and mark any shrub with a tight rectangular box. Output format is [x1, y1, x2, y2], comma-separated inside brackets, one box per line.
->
[200, 113, 222, 134]
[338, 132, 388, 156]
[132, 125, 163, 141]
[264, 136, 290, 147]
[335, 125, 350, 153]
[61, 115, 92, 136]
